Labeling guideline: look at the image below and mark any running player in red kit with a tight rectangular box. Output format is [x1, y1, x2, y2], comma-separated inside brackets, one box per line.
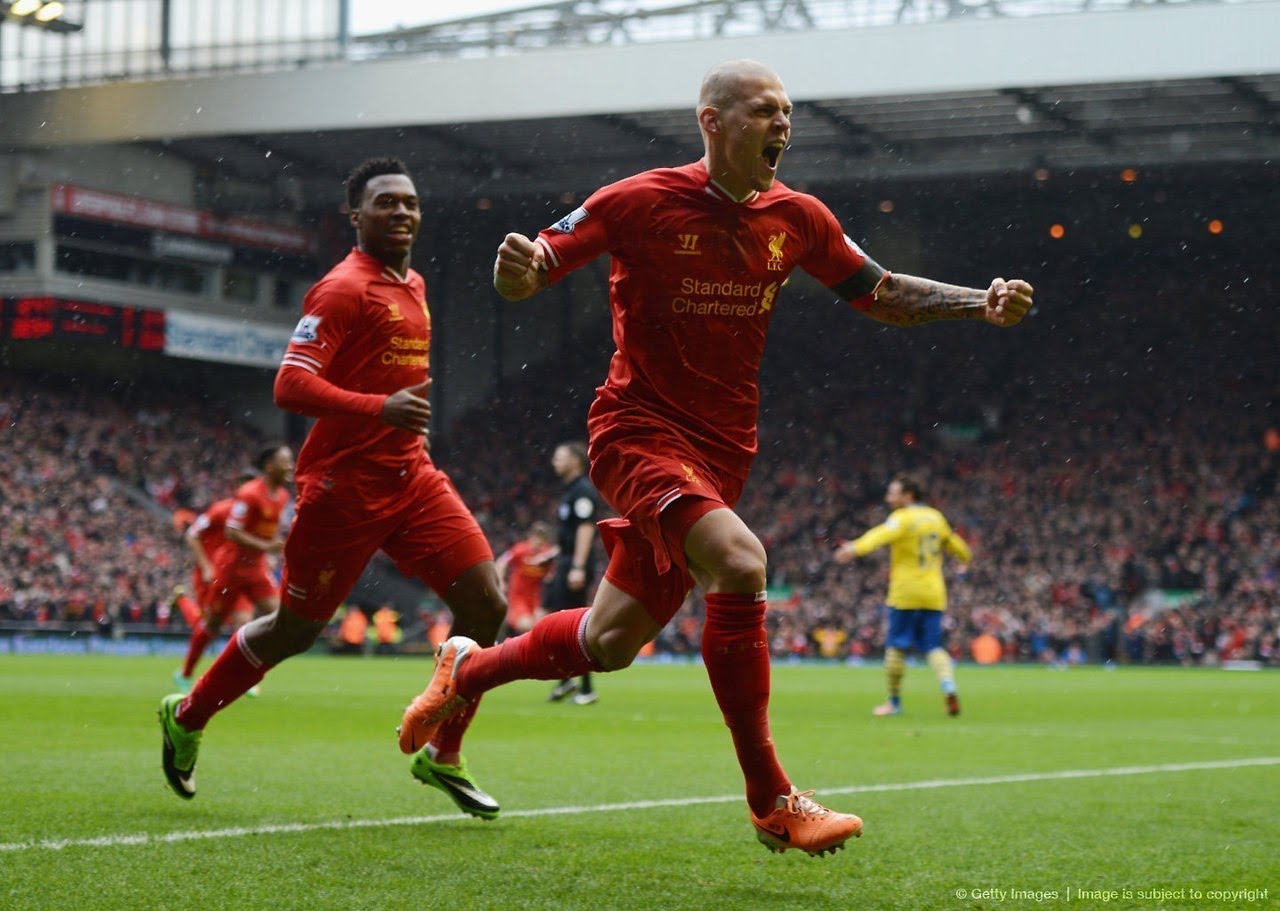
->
[172, 498, 236, 630]
[400, 60, 1034, 856]
[159, 158, 507, 820]
[172, 468, 268, 693]
[495, 522, 558, 638]
[185, 446, 292, 689]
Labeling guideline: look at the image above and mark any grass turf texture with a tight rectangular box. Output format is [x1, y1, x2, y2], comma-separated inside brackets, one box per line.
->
[1, 655, 1277, 911]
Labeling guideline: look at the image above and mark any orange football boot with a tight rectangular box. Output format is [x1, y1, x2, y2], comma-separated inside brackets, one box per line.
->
[397, 636, 476, 754]
[750, 788, 863, 857]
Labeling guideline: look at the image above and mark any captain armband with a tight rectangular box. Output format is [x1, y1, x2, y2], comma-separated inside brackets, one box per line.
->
[830, 258, 889, 304]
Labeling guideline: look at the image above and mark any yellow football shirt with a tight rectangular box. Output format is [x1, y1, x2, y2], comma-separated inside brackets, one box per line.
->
[851, 504, 971, 610]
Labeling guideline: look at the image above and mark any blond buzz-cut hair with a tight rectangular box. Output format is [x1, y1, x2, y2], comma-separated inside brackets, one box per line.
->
[698, 58, 778, 111]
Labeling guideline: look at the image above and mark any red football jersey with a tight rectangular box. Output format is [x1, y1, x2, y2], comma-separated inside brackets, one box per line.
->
[503, 539, 557, 606]
[280, 248, 433, 486]
[536, 160, 883, 477]
[224, 477, 289, 569]
[187, 498, 233, 566]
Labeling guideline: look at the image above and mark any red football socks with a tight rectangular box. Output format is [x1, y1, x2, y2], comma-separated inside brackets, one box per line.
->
[702, 592, 790, 818]
[431, 695, 482, 761]
[175, 594, 202, 627]
[458, 607, 599, 696]
[176, 629, 269, 731]
[180, 620, 212, 678]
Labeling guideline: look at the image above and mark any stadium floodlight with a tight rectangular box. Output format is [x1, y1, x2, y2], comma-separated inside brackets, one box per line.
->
[34, 0, 63, 21]
[5, 0, 80, 31]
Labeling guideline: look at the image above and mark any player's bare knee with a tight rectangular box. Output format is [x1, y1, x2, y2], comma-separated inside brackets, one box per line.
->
[267, 631, 315, 662]
[595, 649, 636, 672]
[692, 525, 767, 592]
[445, 564, 507, 632]
[587, 626, 640, 671]
[481, 594, 507, 630]
[247, 610, 321, 663]
[710, 547, 767, 593]
[285, 625, 321, 656]
[450, 591, 506, 640]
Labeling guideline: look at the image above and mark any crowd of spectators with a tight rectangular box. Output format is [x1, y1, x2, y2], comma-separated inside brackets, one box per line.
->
[2, 246, 1276, 667]
[440, 247, 1279, 668]
[0, 373, 265, 634]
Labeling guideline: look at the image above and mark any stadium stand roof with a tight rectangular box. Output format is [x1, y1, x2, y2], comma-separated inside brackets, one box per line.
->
[0, 0, 1275, 202]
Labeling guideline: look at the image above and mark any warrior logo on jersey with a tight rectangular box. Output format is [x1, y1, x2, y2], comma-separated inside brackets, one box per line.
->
[291, 314, 322, 343]
[676, 234, 701, 255]
[551, 206, 589, 234]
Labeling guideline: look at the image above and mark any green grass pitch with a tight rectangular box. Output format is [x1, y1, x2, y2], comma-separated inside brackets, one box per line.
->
[1, 654, 1277, 911]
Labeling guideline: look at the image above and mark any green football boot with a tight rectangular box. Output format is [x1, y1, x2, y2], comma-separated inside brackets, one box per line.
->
[410, 745, 499, 820]
[158, 694, 201, 799]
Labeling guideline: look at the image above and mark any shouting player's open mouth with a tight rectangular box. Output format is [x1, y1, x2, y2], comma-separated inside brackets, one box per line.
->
[763, 142, 785, 172]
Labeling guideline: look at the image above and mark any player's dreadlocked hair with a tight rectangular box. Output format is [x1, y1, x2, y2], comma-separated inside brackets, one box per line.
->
[345, 157, 411, 211]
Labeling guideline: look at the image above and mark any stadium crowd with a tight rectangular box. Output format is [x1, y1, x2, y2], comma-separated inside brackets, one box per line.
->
[440, 247, 1280, 668]
[2, 248, 1276, 667]
[0, 372, 266, 633]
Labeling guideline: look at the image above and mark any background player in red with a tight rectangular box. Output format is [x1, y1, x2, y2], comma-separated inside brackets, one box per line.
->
[170, 468, 259, 630]
[401, 59, 1034, 857]
[171, 498, 235, 630]
[172, 486, 252, 692]
[159, 158, 507, 821]
[494, 521, 557, 638]
[170, 465, 262, 629]
[173, 447, 292, 692]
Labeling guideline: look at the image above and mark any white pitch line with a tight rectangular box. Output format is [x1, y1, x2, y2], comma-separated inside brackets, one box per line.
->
[3, 756, 1276, 854]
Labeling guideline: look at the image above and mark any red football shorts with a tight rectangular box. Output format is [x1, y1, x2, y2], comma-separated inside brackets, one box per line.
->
[207, 563, 277, 617]
[280, 461, 493, 623]
[589, 436, 746, 626]
[506, 591, 540, 627]
[192, 568, 251, 618]
[191, 568, 212, 607]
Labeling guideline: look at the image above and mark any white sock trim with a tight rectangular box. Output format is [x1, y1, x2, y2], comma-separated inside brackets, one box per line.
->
[234, 629, 265, 669]
[575, 609, 595, 667]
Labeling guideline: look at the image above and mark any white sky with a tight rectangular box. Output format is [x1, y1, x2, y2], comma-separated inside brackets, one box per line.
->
[350, 2, 545, 35]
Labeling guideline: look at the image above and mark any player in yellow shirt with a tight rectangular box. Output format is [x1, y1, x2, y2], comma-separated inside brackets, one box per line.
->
[835, 475, 971, 716]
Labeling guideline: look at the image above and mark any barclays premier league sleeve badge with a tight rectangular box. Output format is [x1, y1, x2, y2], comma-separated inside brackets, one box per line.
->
[551, 206, 589, 234]
[291, 315, 322, 344]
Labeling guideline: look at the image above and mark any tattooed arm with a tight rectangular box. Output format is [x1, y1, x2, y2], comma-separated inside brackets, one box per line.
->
[861, 273, 1034, 328]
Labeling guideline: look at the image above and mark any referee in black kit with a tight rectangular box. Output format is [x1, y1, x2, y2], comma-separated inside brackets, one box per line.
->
[546, 441, 605, 705]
